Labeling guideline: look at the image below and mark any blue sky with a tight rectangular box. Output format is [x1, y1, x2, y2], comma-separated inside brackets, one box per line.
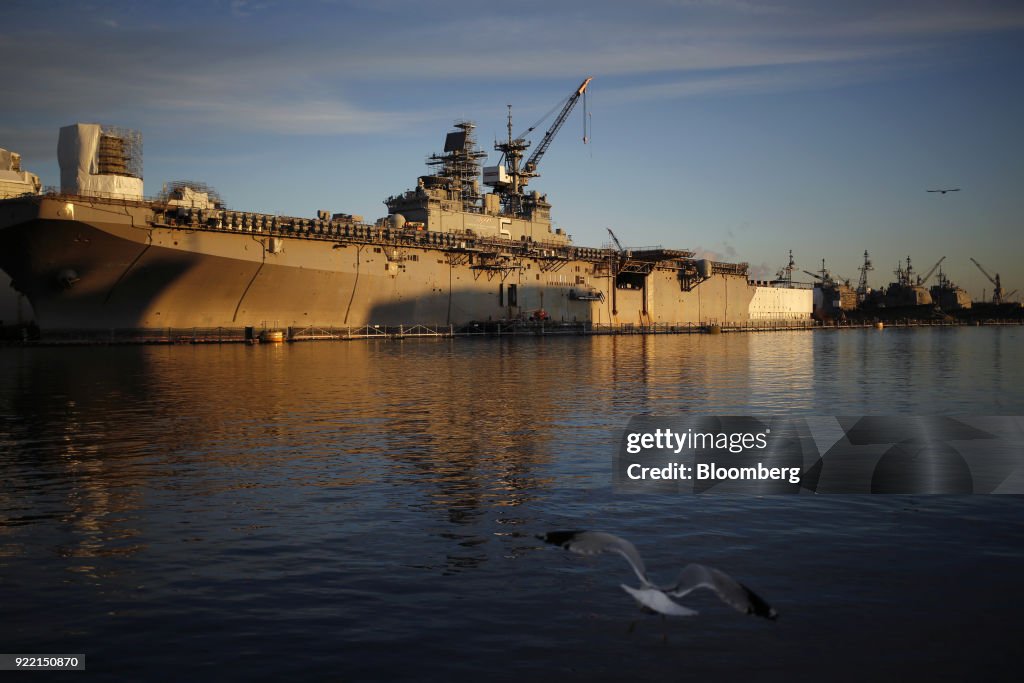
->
[2, 0, 1022, 297]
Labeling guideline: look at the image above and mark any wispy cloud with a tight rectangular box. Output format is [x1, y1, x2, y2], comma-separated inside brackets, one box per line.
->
[829, 5, 1024, 38]
[599, 55, 921, 105]
[166, 98, 431, 135]
[1, 0, 1022, 137]
[229, 0, 274, 17]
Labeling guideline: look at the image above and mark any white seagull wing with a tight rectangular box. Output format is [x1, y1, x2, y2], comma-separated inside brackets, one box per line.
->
[620, 584, 698, 617]
[666, 563, 778, 620]
[541, 530, 650, 586]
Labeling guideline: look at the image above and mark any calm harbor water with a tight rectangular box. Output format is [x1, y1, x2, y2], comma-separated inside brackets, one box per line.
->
[1, 327, 1022, 681]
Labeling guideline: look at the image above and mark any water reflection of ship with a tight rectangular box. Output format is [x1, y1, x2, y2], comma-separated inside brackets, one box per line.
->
[0, 348, 152, 569]
[2, 343, 566, 573]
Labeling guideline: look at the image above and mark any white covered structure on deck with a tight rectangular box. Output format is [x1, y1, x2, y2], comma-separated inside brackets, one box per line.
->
[58, 123, 144, 200]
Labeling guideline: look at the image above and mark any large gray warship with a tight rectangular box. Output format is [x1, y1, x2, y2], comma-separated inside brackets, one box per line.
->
[0, 81, 811, 334]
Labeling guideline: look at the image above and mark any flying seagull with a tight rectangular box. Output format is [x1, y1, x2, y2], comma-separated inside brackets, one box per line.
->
[927, 188, 960, 194]
[539, 530, 777, 620]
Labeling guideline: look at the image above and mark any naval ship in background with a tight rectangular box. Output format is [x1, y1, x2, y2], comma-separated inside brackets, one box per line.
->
[0, 79, 813, 336]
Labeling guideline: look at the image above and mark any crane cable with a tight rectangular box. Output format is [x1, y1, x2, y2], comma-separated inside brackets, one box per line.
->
[517, 96, 570, 141]
[583, 89, 590, 144]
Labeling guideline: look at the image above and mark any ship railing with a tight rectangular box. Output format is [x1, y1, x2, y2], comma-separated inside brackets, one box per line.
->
[40, 190, 155, 209]
[333, 325, 454, 340]
[757, 280, 815, 289]
[129, 205, 621, 264]
[30, 327, 251, 344]
[585, 320, 821, 334]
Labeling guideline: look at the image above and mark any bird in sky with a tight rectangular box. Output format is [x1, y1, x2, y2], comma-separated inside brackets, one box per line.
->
[539, 530, 778, 620]
[927, 188, 961, 194]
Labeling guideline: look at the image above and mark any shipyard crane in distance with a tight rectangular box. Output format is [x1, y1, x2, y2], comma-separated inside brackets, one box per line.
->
[970, 257, 1004, 304]
[487, 77, 592, 217]
[916, 256, 945, 286]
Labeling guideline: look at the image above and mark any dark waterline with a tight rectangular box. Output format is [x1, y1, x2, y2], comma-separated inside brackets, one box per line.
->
[1, 327, 1022, 681]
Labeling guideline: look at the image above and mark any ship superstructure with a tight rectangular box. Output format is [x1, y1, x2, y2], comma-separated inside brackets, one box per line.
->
[384, 119, 564, 245]
[384, 77, 593, 244]
[0, 148, 42, 199]
[930, 266, 971, 311]
[883, 255, 934, 307]
[802, 259, 856, 320]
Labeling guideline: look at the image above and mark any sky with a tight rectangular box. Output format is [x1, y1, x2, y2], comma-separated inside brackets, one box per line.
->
[2, 0, 1023, 299]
